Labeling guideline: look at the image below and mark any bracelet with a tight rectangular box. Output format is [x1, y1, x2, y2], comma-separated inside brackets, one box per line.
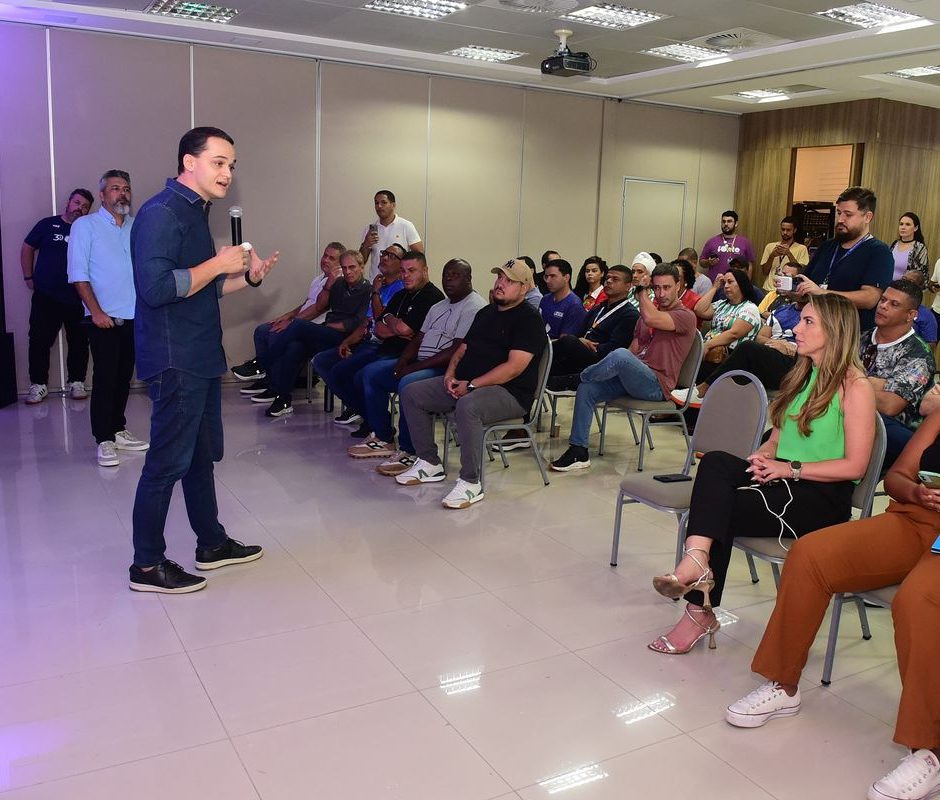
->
[245, 270, 262, 288]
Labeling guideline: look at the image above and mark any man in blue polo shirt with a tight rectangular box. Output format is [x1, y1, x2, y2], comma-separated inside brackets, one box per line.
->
[68, 170, 149, 467]
[128, 126, 279, 594]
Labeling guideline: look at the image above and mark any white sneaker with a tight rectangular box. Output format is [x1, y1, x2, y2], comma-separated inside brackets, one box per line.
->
[395, 458, 446, 485]
[25, 383, 48, 405]
[97, 441, 120, 467]
[69, 381, 89, 399]
[442, 479, 484, 509]
[115, 429, 150, 451]
[869, 750, 940, 800]
[376, 452, 416, 476]
[670, 386, 703, 409]
[725, 681, 801, 728]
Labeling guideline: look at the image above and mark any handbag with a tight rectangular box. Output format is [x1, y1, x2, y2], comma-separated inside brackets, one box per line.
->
[703, 344, 728, 364]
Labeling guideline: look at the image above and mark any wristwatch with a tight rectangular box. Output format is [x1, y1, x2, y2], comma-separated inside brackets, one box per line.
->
[467, 382, 477, 392]
[790, 460, 802, 481]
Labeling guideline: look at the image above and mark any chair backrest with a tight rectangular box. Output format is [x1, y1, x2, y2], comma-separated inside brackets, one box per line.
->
[674, 332, 704, 392]
[685, 369, 767, 472]
[526, 335, 554, 418]
[852, 413, 887, 517]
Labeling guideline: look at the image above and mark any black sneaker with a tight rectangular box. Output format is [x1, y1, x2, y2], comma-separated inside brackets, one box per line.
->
[547, 374, 582, 393]
[240, 379, 268, 396]
[550, 445, 591, 472]
[265, 396, 293, 417]
[129, 560, 207, 594]
[232, 359, 265, 381]
[491, 428, 531, 451]
[250, 389, 278, 403]
[350, 420, 372, 438]
[195, 538, 264, 571]
[334, 408, 363, 426]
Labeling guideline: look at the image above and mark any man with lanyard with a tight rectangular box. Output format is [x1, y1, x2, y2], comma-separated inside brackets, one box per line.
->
[550, 262, 697, 471]
[700, 211, 755, 282]
[792, 186, 893, 331]
[547, 265, 639, 392]
[128, 126, 279, 594]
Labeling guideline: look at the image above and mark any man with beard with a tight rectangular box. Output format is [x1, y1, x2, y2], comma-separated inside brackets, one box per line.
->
[21, 187, 94, 404]
[68, 170, 148, 467]
[128, 126, 279, 594]
[793, 186, 893, 331]
[759, 216, 809, 290]
[700, 210, 755, 281]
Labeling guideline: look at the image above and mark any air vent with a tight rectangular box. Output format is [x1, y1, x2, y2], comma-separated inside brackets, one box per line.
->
[690, 28, 791, 52]
[495, 0, 577, 14]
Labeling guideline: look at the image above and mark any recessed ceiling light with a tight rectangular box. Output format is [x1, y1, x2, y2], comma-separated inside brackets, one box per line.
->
[362, 0, 467, 20]
[144, 0, 239, 23]
[734, 89, 789, 100]
[887, 65, 940, 77]
[642, 43, 726, 62]
[558, 3, 665, 31]
[445, 45, 526, 61]
[816, 2, 921, 29]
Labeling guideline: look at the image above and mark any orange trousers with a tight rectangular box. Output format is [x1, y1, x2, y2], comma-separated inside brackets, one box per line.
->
[751, 500, 940, 749]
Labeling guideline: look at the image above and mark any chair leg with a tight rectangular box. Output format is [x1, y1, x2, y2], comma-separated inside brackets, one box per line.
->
[637, 415, 651, 472]
[528, 428, 550, 486]
[323, 387, 334, 413]
[598, 404, 609, 456]
[549, 396, 559, 437]
[611, 489, 626, 566]
[442, 419, 451, 473]
[626, 412, 640, 446]
[535, 397, 547, 433]
[746, 553, 760, 584]
[674, 511, 689, 567]
[771, 562, 781, 590]
[306, 362, 313, 403]
[821, 593, 845, 686]
[853, 596, 872, 640]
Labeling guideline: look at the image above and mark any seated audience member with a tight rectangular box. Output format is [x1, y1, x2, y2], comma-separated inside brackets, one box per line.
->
[539, 259, 586, 339]
[574, 256, 609, 311]
[648, 294, 875, 655]
[232, 240, 344, 392]
[515, 255, 543, 309]
[547, 265, 639, 391]
[395, 259, 546, 509]
[679, 247, 712, 296]
[673, 258, 705, 327]
[310, 250, 444, 427]
[251, 250, 371, 412]
[672, 297, 804, 408]
[889, 211, 929, 280]
[861, 279, 935, 469]
[347, 259, 486, 472]
[627, 253, 656, 308]
[903, 270, 938, 346]
[759, 215, 809, 290]
[727, 410, 940, 800]
[549, 262, 697, 472]
[728, 257, 765, 304]
[534, 249, 560, 295]
[693, 268, 762, 382]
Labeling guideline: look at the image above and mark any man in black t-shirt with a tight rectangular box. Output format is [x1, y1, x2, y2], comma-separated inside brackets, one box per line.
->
[397, 258, 547, 509]
[312, 251, 444, 431]
[20, 188, 94, 403]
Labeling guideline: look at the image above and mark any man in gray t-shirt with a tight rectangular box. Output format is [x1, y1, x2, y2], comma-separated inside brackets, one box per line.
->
[348, 259, 486, 474]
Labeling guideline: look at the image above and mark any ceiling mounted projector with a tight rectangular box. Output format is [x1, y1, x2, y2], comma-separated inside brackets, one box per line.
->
[541, 28, 596, 76]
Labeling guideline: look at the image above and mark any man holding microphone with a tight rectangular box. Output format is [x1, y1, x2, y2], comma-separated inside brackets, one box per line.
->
[128, 126, 278, 594]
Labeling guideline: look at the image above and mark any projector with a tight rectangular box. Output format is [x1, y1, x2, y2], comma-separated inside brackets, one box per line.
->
[541, 52, 593, 76]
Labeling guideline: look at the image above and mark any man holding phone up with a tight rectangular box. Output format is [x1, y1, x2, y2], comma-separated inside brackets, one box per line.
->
[359, 189, 423, 277]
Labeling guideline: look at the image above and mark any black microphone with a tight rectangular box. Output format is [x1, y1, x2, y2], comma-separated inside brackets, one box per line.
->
[229, 205, 243, 246]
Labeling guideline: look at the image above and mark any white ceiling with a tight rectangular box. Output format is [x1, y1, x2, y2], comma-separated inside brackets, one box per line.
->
[4, 0, 940, 113]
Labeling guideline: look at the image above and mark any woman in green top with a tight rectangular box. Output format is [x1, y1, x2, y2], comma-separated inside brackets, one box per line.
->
[648, 293, 876, 655]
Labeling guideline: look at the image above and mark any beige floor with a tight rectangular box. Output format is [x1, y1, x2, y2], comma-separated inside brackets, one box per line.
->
[0, 385, 902, 799]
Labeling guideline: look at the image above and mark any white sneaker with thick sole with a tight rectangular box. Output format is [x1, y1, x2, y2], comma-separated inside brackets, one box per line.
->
[442, 479, 484, 509]
[97, 441, 120, 467]
[115, 429, 150, 451]
[670, 386, 703, 409]
[25, 384, 48, 405]
[725, 681, 801, 728]
[395, 458, 446, 485]
[869, 750, 940, 800]
[69, 381, 89, 399]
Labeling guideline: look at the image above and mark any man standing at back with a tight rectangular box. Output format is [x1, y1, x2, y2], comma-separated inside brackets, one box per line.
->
[128, 126, 279, 594]
[359, 189, 423, 276]
[700, 211, 755, 281]
[759, 216, 809, 290]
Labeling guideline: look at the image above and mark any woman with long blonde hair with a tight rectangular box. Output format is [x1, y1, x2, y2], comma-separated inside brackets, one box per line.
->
[647, 293, 876, 654]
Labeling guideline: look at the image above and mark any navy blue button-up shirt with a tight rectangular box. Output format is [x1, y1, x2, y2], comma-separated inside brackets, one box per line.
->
[131, 178, 228, 381]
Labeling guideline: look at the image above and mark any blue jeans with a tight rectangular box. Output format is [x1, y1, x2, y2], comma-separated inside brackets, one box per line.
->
[361, 361, 442, 452]
[313, 342, 395, 416]
[252, 322, 280, 362]
[569, 349, 663, 448]
[260, 319, 345, 399]
[131, 370, 227, 567]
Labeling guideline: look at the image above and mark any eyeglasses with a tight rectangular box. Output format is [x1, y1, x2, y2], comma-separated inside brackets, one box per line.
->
[381, 249, 402, 260]
[862, 342, 878, 373]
